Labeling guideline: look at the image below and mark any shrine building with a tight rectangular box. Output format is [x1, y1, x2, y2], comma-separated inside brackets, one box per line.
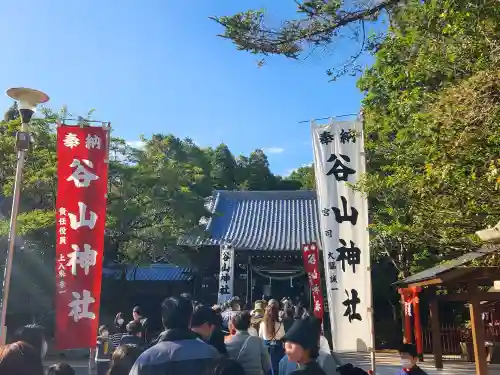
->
[179, 190, 323, 307]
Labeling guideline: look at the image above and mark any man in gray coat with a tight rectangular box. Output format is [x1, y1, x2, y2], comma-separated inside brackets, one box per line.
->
[226, 311, 271, 375]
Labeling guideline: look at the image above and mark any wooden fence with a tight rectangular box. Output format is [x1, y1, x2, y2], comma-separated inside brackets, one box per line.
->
[422, 324, 500, 355]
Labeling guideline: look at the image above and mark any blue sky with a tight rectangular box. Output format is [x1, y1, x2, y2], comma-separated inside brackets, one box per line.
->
[0, 0, 376, 176]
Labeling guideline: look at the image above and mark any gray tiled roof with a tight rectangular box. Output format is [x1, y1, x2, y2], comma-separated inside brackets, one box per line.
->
[395, 243, 500, 285]
[180, 190, 322, 251]
[103, 264, 193, 281]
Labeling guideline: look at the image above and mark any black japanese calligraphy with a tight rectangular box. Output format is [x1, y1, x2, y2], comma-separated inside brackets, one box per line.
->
[332, 196, 359, 225]
[326, 154, 356, 182]
[219, 285, 230, 295]
[319, 131, 335, 145]
[222, 252, 231, 262]
[336, 239, 361, 273]
[340, 129, 356, 144]
[329, 274, 338, 284]
[220, 273, 231, 283]
[322, 208, 330, 216]
[343, 289, 362, 322]
[221, 263, 231, 273]
[324, 230, 333, 238]
[327, 252, 336, 270]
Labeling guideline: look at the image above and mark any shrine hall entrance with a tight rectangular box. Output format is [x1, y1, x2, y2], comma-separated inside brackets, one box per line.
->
[251, 272, 309, 305]
[244, 252, 311, 308]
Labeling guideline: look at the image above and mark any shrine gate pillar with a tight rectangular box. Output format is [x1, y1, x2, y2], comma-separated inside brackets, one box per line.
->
[398, 287, 424, 361]
[399, 288, 413, 344]
[411, 286, 423, 360]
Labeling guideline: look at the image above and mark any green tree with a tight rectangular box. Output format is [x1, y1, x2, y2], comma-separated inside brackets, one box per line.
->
[211, 0, 500, 276]
[287, 165, 315, 190]
[211, 144, 237, 190]
[4, 102, 19, 122]
[240, 149, 276, 190]
[105, 134, 211, 264]
[356, 0, 500, 275]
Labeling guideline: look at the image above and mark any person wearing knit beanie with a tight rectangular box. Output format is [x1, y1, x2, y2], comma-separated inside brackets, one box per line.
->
[282, 317, 326, 375]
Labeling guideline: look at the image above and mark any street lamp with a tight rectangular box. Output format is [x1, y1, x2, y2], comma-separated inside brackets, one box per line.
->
[0, 88, 49, 344]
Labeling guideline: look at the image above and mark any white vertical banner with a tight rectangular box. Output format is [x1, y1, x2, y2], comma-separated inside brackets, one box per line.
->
[311, 119, 373, 352]
[218, 242, 235, 304]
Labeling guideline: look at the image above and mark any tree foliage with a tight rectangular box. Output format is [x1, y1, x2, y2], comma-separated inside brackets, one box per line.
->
[213, 0, 500, 277]
[0, 111, 306, 266]
[288, 165, 315, 190]
[211, 0, 399, 79]
[358, 0, 500, 276]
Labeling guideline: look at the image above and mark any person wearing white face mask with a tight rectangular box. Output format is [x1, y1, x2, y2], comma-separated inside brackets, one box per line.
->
[13, 323, 48, 359]
[396, 344, 427, 375]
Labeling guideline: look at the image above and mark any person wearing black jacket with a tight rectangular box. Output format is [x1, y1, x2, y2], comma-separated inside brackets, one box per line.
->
[396, 344, 428, 375]
[119, 320, 144, 349]
[191, 303, 228, 356]
[282, 317, 326, 375]
[129, 296, 219, 375]
[132, 306, 149, 344]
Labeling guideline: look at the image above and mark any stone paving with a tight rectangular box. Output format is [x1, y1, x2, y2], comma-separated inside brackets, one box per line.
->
[339, 352, 500, 374]
[48, 353, 500, 375]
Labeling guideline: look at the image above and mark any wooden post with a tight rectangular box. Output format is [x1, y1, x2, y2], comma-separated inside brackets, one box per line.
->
[469, 297, 488, 375]
[412, 287, 423, 361]
[429, 299, 443, 369]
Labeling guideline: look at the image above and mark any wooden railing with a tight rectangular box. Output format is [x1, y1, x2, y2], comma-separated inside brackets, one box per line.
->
[422, 324, 500, 355]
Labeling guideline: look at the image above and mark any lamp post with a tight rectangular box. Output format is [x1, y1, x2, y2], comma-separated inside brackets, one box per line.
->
[0, 88, 49, 344]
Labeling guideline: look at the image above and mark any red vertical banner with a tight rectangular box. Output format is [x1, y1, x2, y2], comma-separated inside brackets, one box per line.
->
[55, 125, 108, 350]
[302, 242, 324, 319]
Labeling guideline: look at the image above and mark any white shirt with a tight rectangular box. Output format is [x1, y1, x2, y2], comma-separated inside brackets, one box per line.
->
[258, 321, 285, 340]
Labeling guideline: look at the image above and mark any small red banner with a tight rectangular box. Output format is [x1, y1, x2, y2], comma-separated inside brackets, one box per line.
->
[302, 242, 324, 320]
[55, 125, 108, 349]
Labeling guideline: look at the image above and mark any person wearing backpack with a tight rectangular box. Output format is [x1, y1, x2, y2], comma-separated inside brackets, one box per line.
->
[226, 311, 271, 375]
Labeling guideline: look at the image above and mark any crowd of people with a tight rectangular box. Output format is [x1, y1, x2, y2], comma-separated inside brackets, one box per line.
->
[0, 294, 427, 375]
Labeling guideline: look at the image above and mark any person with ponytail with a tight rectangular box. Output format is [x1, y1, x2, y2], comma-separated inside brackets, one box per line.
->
[259, 300, 285, 375]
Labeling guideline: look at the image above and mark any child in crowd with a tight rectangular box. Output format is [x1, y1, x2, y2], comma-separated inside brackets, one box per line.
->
[95, 325, 112, 375]
[396, 344, 427, 375]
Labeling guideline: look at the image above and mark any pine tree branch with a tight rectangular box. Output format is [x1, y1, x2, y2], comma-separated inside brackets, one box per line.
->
[211, 0, 401, 57]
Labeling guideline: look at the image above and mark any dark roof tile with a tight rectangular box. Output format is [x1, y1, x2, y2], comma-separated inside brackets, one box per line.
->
[103, 264, 193, 281]
[179, 190, 321, 251]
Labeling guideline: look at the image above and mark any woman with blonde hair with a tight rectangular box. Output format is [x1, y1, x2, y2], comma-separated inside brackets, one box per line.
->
[259, 300, 285, 375]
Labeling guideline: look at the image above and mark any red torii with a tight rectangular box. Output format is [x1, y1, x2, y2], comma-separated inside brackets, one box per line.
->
[398, 286, 423, 360]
